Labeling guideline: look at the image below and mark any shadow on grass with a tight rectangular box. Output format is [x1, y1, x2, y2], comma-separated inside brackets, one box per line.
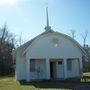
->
[19, 78, 90, 89]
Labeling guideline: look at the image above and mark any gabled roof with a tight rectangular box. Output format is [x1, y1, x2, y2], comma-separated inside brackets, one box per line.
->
[15, 30, 86, 57]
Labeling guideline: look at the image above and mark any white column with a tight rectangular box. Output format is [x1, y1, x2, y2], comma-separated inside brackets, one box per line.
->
[63, 58, 67, 79]
[79, 58, 83, 77]
[46, 59, 50, 80]
[26, 59, 30, 82]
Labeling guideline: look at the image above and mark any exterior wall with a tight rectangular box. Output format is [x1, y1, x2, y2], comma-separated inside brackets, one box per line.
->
[26, 33, 82, 59]
[26, 33, 82, 80]
[16, 49, 27, 80]
[16, 33, 83, 81]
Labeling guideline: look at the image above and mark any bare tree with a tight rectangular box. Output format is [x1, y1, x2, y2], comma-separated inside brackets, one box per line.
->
[0, 24, 16, 75]
[19, 32, 23, 46]
[81, 30, 89, 72]
[81, 30, 88, 48]
[0, 24, 16, 50]
[69, 29, 76, 39]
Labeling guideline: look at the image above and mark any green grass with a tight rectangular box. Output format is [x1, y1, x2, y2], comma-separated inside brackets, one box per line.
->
[0, 77, 72, 90]
[83, 72, 90, 76]
[0, 77, 35, 90]
[0, 73, 90, 90]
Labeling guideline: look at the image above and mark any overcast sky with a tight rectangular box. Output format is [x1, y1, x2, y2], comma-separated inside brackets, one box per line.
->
[0, 0, 90, 46]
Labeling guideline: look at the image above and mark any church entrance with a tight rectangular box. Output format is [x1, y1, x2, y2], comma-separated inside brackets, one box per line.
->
[50, 59, 64, 79]
[50, 61, 56, 79]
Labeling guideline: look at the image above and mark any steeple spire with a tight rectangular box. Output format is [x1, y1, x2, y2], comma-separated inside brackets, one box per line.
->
[45, 7, 51, 32]
[46, 7, 49, 27]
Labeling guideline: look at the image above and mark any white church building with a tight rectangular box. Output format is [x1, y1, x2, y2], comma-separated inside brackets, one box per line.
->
[14, 7, 85, 82]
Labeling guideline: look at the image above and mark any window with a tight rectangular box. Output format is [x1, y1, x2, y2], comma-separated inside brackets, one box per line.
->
[67, 59, 72, 71]
[30, 59, 35, 72]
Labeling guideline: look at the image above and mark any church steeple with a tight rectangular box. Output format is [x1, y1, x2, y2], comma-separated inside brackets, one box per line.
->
[45, 7, 51, 32]
[46, 7, 49, 27]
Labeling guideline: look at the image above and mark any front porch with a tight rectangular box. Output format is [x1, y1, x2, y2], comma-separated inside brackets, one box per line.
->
[26, 58, 82, 81]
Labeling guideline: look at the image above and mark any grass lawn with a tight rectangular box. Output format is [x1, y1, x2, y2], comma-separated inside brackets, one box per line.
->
[83, 72, 90, 76]
[0, 73, 90, 90]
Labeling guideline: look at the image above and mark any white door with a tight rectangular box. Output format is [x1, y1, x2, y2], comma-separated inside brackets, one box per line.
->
[56, 61, 64, 78]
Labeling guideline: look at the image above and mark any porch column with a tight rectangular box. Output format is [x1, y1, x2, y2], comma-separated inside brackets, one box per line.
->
[46, 59, 50, 79]
[63, 58, 67, 79]
[79, 58, 83, 77]
[26, 59, 30, 82]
